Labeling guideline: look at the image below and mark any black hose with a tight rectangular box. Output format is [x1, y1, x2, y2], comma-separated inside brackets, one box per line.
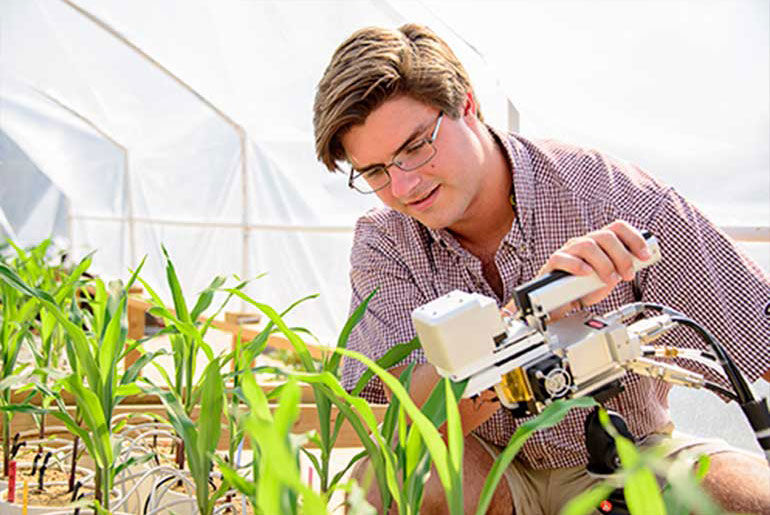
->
[642, 303, 769, 462]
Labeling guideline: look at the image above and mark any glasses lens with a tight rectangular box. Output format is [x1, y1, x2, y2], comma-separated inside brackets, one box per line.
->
[395, 140, 436, 171]
[351, 167, 389, 193]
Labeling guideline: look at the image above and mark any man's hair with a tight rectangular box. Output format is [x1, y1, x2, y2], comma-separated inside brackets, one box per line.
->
[313, 23, 482, 172]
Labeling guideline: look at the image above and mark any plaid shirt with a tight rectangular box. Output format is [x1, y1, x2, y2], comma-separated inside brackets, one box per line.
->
[341, 128, 770, 469]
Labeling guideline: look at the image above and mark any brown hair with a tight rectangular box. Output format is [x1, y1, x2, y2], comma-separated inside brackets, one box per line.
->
[313, 23, 481, 172]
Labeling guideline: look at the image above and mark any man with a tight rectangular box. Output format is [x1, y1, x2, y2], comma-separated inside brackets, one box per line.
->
[313, 23, 770, 514]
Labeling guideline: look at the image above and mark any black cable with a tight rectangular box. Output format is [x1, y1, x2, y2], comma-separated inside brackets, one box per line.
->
[642, 303, 769, 462]
[668, 316, 754, 404]
[702, 380, 738, 402]
[641, 303, 754, 403]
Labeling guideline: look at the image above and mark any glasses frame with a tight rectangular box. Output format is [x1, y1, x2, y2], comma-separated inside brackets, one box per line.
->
[348, 111, 444, 194]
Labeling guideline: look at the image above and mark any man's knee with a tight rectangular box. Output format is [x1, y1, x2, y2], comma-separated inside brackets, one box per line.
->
[699, 451, 770, 515]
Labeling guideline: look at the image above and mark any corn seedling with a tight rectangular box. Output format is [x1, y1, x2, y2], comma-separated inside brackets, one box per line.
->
[135, 246, 248, 473]
[0, 238, 80, 479]
[0, 260, 157, 511]
[219, 372, 327, 514]
[153, 357, 228, 515]
[0, 264, 39, 478]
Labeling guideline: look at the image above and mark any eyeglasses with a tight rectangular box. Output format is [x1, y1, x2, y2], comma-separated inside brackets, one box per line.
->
[348, 111, 444, 194]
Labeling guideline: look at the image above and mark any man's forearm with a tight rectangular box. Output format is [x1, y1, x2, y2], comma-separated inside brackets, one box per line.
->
[387, 363, 500, 436]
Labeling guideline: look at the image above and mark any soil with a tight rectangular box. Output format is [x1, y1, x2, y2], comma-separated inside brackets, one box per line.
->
[13, 443, 71, 462]
[5, 482, 78, 508]
[19, 466, 87, 486]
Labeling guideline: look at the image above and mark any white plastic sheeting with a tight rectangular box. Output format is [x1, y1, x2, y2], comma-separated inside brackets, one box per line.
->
[0, 0, 513, 342]
[2, 1, 767, 342]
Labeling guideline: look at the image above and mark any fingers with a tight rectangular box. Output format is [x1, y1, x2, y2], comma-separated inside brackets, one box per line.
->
[501, 299, 518, 318]
[537, 221, 650, 308]
[605, 220, 652, 266]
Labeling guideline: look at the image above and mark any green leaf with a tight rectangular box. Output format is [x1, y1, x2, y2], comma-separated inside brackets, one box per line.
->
[0, 262, 41, 297]
[52, 253, 93, 304]
[444, 378, 464, 513]
[197, 359, 224, 459]
[99, 295, 126, 386]
[561, 483, 616, 515]
[114, 383, 142, 397]
[0, 403, 44, 414]
[227, 289, 316, 372]
[62, 374, 113, 468]
[624, 467, 666, 515]
[162, 245, 191, 323]
[190, 275, 227, 321]
[351, 337, 420, 396]
[327, 288, 377, 374]
[475, 396, 598, 515]
[273, 378, 301, 435]
[332, 347, 461, 515]
[125, 254, 146, 291]
[217, 457, 256, 499]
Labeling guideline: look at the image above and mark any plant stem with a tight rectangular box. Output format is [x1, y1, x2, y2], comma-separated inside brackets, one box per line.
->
[2, 407, 9, 478]
[94, 465, 107, 510]
[176, 439, 185, 470]
[38, 412, 46, 443]
[102, 466, 110, 511]
[68, 436, 79, 492]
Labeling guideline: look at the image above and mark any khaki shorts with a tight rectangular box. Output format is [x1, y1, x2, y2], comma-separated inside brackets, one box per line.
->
[472, 424, 749, 515]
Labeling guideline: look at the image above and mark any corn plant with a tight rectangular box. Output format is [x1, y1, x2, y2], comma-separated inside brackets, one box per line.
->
[0, 262, 38, 477]
[153, 357, 228, 515]
[0, 260, 157, 511]
[562, 409, 724, 515]
[226, 288, 405, 499]
[134, 246, 248, 472]
[219, 371, 328, 514]
[0, 240, 78, 477]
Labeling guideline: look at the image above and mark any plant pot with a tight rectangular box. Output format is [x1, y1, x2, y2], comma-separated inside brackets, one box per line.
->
[142, 469, 197, 515]
[140, 468, 243, 515]
[112, 428, 180, 513]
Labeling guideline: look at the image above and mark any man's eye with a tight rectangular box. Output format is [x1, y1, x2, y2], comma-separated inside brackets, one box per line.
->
[363, 168, 385, 179]
[404, 140, 427, 155]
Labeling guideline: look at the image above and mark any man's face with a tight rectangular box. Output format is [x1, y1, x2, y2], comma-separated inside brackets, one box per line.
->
[341, 95, 488, 232]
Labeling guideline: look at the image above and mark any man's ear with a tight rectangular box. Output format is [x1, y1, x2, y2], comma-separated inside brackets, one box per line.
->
[463, 92, 478, 118]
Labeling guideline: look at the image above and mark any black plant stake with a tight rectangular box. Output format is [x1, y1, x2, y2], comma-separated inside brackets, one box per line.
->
[73, 492, 85, 515]
[70, 481, 82, 502]
[37, 451, 52, 490]
[28, 450, 42, 476]
[10, 440, 25, 460]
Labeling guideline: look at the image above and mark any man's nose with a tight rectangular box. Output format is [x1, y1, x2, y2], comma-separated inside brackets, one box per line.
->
[389, 167, 421, 199]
